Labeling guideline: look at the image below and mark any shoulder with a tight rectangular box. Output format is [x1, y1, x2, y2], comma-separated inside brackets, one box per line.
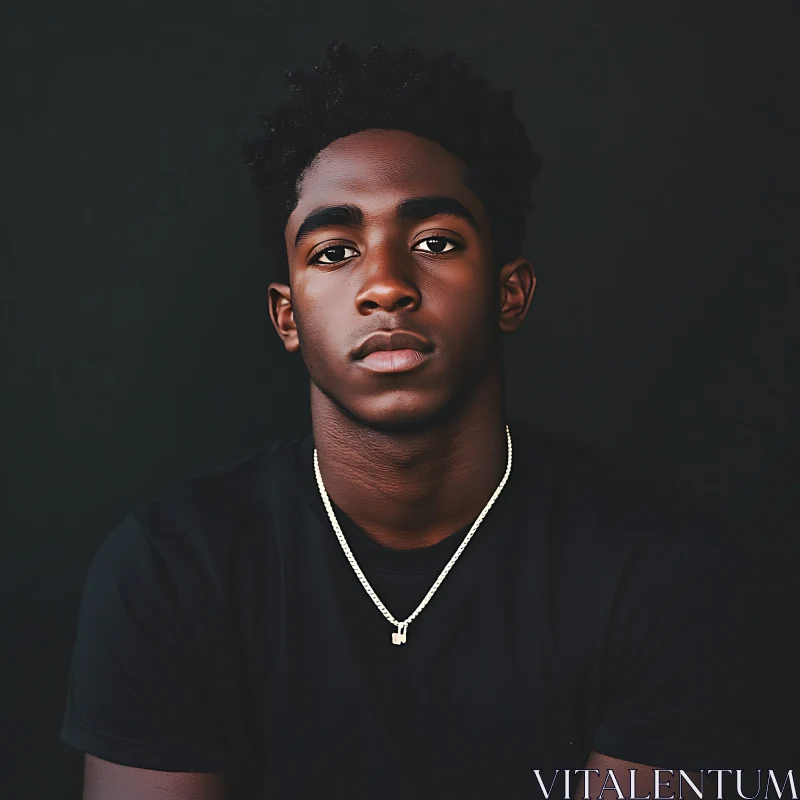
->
[132, 435, 305, 532]
[93, 435, 308, 594]
[514, 422, 743, 571]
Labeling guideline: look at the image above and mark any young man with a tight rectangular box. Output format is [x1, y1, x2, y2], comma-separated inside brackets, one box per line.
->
[60, 42, 754, 799]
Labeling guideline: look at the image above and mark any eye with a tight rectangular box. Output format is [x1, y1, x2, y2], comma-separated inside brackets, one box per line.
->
[312, 245, 359, 264]
[413, 236, 459, 255]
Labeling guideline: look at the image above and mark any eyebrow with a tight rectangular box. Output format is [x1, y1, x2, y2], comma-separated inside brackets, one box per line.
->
[293, 195, 478, 248]
[294, 205, 363, 248]
[396, 196, 478, 229]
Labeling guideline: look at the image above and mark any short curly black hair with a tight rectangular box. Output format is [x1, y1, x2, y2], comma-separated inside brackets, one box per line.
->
[241, 41, 542, 283]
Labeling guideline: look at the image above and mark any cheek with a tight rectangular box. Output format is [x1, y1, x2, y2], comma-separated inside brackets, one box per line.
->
[292, 288, 348, 371]
[424, 270, 497, 329]
[427, 282, 500, 369]
[295, 270, 351, 312]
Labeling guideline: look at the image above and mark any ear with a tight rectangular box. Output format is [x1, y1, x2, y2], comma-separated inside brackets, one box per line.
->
[268, 282, 300, 353]
[498, 257, 536, 333]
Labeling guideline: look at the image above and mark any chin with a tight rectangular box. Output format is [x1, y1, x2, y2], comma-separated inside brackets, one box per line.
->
[346, 391, 461, 434]
[312, 373, 469, 434]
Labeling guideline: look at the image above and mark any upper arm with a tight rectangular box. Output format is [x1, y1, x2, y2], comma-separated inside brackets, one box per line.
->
[83, 754, 231, 800]
[573, 752, 705, 800]
[60, 515, 230, 776]
[589, 520, 756, 768]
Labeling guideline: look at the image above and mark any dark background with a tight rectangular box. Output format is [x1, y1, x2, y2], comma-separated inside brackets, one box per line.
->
[4, 0, 798, 796]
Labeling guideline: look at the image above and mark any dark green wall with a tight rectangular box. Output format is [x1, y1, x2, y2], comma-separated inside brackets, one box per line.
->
[4, 1, 798, 795]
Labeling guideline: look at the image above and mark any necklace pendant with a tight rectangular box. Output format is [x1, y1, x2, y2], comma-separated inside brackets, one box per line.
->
[391, 623, 407, 645]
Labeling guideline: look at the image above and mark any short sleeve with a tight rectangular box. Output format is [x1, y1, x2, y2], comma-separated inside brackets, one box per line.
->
[591, 514, 758, 770]
[59, 513, 229, 772]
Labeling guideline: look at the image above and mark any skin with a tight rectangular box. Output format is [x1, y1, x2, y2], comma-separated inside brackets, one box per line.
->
[269, 128, 535, 549]
[81, 128, 705, 798]
[82, 754, 231, 799]
[269, 128, 704, 798]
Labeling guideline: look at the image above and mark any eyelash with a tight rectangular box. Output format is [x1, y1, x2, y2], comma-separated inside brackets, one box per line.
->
[310, 236, 462, 265]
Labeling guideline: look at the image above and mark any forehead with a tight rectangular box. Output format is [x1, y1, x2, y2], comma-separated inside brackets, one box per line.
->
[289, 129, 486, 226]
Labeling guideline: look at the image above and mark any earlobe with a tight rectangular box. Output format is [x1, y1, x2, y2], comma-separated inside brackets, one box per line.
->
[268, 282, 301, 353]
[498, 258, 536, 333]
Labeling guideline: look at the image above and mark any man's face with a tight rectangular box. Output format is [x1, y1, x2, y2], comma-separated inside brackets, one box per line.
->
[272, 128, 528, 430]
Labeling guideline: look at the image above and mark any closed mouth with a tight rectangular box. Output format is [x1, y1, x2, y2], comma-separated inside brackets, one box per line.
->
[352, 330, 434, 361]
[356, 348, 432, 373]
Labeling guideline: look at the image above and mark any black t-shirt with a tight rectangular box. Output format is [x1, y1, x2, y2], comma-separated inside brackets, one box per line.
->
[60, 422, 755, 799]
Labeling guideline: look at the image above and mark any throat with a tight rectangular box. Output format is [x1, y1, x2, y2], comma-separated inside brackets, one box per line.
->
[316, 455, 507, 552]
[309, 401, 510, 554]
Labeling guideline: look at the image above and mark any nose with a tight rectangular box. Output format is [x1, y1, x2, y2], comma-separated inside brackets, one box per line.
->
[355, 247, 421, 315]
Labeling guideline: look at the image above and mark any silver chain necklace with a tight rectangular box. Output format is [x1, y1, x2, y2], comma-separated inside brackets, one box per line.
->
[313, 425, 512, 645]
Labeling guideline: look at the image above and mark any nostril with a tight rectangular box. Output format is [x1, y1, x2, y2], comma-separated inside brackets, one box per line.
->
[357, 290, 418, 313]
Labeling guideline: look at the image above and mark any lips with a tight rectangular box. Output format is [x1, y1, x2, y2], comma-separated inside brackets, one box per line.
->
[352, 330, 434, 360]
[352, 330, 434, 374]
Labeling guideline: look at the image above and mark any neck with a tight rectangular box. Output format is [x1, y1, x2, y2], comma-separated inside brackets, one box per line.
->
[310, 372, 509, 550]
